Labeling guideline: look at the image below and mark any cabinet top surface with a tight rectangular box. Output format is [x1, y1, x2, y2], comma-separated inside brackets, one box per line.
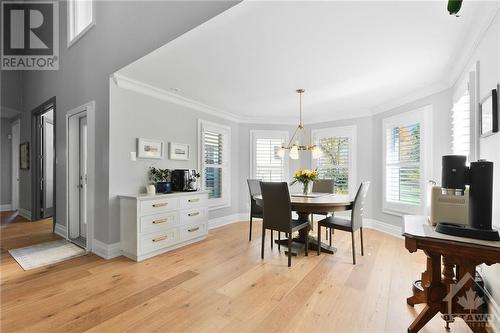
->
[403, 215, 500, 249]
[119, 191, 208, 201]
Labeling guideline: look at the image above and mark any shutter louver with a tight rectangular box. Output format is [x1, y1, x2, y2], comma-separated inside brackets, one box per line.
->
[452, 90, 470, 160]
[385, 123, 420, 205]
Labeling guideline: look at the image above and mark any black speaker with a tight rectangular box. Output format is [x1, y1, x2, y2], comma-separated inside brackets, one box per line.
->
[469, 160, 493, 230]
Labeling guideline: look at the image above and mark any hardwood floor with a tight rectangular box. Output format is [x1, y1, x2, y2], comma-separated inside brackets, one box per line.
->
[0, 216, 473, 332]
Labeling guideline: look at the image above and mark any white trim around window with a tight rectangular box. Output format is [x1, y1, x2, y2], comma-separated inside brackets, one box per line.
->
[198, 119, 231, 211]
[382, 105, 432, 216]
[250, 130, 289, 182]
[67, 0, 96, 48]
[311, 125, 357, 196]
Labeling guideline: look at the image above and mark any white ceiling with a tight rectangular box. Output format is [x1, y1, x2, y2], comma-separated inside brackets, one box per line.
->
[116, 1, 499, 124]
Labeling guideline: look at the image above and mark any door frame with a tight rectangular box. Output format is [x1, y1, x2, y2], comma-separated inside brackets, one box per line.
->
[31, 97, 56, 223]
[65, 101, 95, 251]
[11, 118, 20, 211]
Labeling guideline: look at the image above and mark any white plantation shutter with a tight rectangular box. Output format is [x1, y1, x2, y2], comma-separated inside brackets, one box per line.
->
[383, 107, 430, 214]
[199, 121, 231, 208]
[452, 86, 470, 161]
[255, 138, 285, 182]
[312, 126, 356, 195]
[251, 131, 288, 182]
[204, 130, 223, 199]
[385, 123, 421, 205]
[317, 137, 350, 194]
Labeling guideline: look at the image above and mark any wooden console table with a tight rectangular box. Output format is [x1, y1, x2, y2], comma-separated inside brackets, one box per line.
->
[403, 215, 500, 333]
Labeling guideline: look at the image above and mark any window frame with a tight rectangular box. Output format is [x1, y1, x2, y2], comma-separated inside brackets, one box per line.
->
[249, 130, 289, 182]
[67, 0, 96, 48]
[311, 125, 357, 196]
[382, 106, 432, 216]
[198, 119, 231, 211]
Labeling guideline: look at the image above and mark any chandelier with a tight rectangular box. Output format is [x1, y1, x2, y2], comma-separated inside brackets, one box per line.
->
[277, 89, 323, 160]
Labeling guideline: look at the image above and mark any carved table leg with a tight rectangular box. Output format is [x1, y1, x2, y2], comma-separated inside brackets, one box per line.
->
[408, 251, 446, 333]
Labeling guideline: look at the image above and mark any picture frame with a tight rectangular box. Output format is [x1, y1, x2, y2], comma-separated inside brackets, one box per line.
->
[137, 138, 164, 159]
[20, 142, 30, 170]
[169, 142, 190, 160]
[479, 88, 498, 137]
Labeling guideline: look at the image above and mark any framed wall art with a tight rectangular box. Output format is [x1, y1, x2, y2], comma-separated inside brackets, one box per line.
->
[169, 142, 190, 160]
[20, 142, 30, 169]
[479, 88, 498, 137]
[137, 138, 164, 159]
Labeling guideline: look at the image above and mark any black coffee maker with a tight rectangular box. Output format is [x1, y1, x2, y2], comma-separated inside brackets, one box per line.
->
[435, 155, 499, 241]
[171, 169, 199, 192]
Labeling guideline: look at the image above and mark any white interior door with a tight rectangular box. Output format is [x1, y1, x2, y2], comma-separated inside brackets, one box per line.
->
[79, 116, 88, 238]
[42, 113, 54, 217]
[11, 120, 20, 211]
[68, 112, 88, 246]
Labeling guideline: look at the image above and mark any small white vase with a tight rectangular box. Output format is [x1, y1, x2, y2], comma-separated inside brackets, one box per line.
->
[146, 184, 156, 195]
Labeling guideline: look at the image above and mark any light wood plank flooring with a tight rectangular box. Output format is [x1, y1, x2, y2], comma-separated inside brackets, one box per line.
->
[1, 214, 473, 332]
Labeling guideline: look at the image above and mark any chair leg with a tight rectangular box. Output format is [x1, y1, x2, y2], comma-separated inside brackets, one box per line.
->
[278, 232, 281, 252]
[351, 232, 356, 265]
[317, 224, 321, 256]
[249, 215, 253, 241]
[305, 227, 309, 256]
[329, 227, 332, 247]
[288, 237, 292, 267]
[271, 230, 274, 249]
[325, 228, 328, 240]
[360, 227, 364, 256]
[261, 226, 266, 260]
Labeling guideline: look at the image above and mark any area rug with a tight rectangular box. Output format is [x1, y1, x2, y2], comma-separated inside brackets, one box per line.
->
[8, 240, 86, 270]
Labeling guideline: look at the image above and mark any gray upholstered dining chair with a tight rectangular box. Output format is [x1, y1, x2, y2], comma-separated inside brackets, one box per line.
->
[316, 181, 370, 264]
[247, 179, 264, 241]
[260, 182, 309, 267]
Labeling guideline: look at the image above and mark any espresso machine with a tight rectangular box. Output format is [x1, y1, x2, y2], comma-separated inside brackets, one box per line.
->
[435, 155, 499, 241]
[171, 169, 199, 192]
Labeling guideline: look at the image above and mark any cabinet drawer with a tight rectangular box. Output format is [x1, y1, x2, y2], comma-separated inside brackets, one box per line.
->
[179, 194, 207, 209]
[180, 223, 207, 241]
[140, 212, 179, 234]
[140, 228, 179, 253]
[180, 207, 208, 225]
[140, 197, 178, 215]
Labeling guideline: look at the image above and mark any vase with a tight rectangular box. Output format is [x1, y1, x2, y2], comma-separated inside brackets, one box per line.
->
[156, 181, 172, 193]
[302, 181, 312, 195]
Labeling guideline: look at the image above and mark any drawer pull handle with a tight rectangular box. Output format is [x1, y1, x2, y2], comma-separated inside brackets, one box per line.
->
[188, 227, 200, 233]
[152, 203, 168, 208]
[188, 198, 200, 203]
[152, 218, 169, 224]
[188, 212, 200, 217]
[152, 235, 168, 242]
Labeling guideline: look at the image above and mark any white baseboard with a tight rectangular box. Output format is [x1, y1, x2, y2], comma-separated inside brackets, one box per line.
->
[92, 239, 122, 259]
[18, 208, 31, 220]
[364, 218, 402, 238]
[208, 213, 249, 230]
[54, 223, 67, 238]
[0, 204, 12, 212]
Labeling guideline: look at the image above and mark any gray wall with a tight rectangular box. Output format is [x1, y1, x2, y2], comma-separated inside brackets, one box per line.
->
[109, 81, 243, 243]
[0, 118, 12, 205]
[12, 0, 238, 243]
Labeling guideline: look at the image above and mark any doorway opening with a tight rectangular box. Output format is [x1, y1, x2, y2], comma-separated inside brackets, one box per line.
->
[67, 110, 89, 249]
[31, 98, 56, 229]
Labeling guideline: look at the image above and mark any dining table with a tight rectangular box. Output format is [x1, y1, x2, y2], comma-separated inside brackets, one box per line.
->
[254, 193, 354, 254]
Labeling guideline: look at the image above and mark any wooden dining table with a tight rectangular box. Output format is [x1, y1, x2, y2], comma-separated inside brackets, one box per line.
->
[254, 193, 353, 254]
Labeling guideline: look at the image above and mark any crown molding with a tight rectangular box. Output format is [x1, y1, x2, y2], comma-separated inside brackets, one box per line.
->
[447, 4, 500, 87]
[369, 82, 451, 116]
[112, 73, 243, 123]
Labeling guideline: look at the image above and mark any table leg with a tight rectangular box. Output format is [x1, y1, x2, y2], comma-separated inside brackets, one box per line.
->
[408, 251, 445, 333]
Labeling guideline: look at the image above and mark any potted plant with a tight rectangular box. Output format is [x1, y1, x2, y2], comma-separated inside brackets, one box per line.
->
[149, 167, 172, 193]
[291, 169, 319, 195]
